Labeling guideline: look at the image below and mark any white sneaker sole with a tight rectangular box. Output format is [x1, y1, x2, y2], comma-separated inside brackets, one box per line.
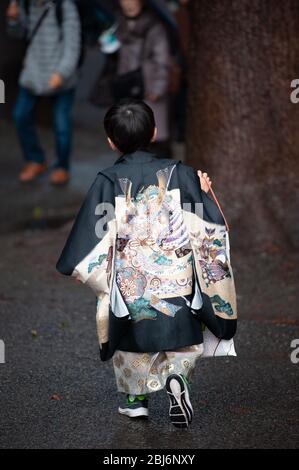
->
[166, 374, 194, 428]
[118, 406, 149, 418]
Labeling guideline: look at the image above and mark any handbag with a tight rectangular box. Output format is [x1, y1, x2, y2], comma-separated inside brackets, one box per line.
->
[112, 67, 144, 101]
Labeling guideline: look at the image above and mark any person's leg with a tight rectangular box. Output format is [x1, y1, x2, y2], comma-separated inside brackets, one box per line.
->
[164, 345, 203, 384]
[52, 88, 75, 171]
[113, 350, 164, 396]
[13, 86, 45, 164]
[112, 346, 202, 425]
[164, 345, 203, 428]
[113, 350, 163, 418]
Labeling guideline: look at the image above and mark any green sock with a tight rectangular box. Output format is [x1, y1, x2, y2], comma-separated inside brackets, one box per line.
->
[127, 394, 147, 403]
[136, 394, 147, 401]
[181, 375, 191, 389]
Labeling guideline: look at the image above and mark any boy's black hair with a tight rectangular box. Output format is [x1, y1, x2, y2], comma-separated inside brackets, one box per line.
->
[104, 99, 156, 154]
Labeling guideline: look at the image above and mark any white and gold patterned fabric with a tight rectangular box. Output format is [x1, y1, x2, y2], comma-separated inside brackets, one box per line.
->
[113, 345, 203, 395]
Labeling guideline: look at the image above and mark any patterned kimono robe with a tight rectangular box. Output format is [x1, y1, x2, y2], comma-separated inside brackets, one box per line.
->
[57, 151, 237, 377]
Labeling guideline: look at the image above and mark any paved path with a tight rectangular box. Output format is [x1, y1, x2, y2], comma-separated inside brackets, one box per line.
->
[0, 122, 298, 449]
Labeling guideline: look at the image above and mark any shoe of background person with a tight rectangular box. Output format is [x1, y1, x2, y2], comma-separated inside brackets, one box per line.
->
[19, 162, 47, 182]
[118, 394, 149, 418]
[49, 168, 70, 186]
[165, 374, 193, 429]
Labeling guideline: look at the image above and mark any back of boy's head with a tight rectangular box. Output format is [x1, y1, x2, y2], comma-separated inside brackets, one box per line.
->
[104, 99, 156, 154]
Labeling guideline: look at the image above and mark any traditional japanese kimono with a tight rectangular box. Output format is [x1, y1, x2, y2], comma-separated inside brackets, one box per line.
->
[57, 151, 237, 394]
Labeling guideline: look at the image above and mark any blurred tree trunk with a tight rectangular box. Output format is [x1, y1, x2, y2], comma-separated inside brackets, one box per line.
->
[187, 0, 299, 251]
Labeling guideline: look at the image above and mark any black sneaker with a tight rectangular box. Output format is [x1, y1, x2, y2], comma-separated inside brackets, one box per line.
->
[118, 394, 149, 418]
[165, 374, 193, 428]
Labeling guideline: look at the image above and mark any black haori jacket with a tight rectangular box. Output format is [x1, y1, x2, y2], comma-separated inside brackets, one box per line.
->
[57, 151, 237, 361]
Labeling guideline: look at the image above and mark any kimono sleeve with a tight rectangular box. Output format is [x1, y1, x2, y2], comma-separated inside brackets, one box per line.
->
[178, 163, 238, 344]
[56, 173, 116, 294]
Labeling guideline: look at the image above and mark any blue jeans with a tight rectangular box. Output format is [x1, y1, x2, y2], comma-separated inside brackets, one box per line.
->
[13, 86, 75, 170]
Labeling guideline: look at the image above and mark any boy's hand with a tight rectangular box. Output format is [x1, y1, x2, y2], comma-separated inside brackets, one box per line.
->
[48, 73, 64, 90]
[6, 1, 20, 20]
[197, 170, 212, 193]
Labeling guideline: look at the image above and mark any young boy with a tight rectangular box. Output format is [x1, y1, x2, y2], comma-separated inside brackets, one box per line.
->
[56, 100, 237, 429]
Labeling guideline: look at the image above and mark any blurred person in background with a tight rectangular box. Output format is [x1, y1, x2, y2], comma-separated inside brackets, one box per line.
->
[94, 0, 171, 158]
[6, 0, 81, 185]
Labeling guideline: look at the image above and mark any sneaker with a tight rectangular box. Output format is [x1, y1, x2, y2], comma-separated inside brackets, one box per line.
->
[165, 374, 193, 429]
[49, 168, 70, 186]
[19, 162, 47, 182]
[118, 394, 149, 419]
